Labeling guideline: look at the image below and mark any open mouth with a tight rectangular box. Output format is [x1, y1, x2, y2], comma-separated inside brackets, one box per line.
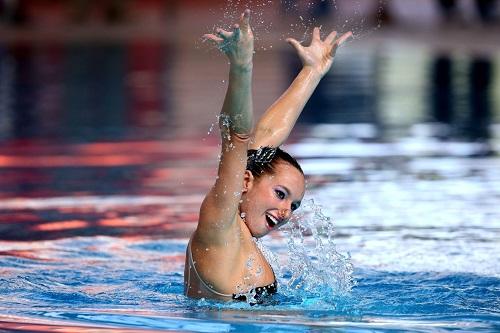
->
[265, 214, 279, 229]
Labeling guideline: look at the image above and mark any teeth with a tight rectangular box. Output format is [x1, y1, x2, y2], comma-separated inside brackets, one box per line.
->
[266, 214, 278, 226]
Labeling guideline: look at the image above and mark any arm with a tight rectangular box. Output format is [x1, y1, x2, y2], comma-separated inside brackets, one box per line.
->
[215, 12, 254, 136]
[196, 10, 254, 244]
[251, 28, 352, 149]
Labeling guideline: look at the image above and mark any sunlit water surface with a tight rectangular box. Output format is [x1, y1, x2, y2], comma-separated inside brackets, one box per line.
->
[0, 136, 498, 332]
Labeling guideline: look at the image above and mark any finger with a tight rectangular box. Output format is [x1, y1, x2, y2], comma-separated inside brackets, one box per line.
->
[203, 34, 224, 44]
[216, 28, 233, 40]
[286, 38, 303, 53]
[325, 30, 338, 45]
[312, 27, 321, 41]
[335, 31, 353, 47]
[232, 24, 240, 41]
[329, 31, 352, 57]
[240, 9, 250, 32]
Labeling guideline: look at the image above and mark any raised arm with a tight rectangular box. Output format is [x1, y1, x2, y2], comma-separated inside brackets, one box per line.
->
[251, 28, 352, 149]
[208, 10, 254, 137]
[197, 10, 254, 243]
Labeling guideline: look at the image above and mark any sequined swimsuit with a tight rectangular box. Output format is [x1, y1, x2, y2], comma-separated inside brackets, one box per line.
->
[184, 238, 277, 304]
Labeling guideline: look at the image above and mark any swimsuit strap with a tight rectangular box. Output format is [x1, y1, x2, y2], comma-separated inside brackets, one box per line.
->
[187, 237, 233, 298]
[187, 237, 278, 303]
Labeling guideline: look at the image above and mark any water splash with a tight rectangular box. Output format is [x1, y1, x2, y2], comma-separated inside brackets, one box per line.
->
[200, 0, 387, 57]
[281, 198, 355, 300]
[207, 122, 215, 136]
[254, 237, 281, 274]
[202, 0, 274, 52]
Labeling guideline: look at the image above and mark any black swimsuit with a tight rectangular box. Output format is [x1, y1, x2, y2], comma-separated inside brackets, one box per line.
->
[232, 280, 278, 304]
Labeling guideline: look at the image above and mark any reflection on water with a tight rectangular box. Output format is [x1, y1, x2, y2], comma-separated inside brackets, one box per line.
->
[0, 39, 499, 142]
[431, 53, 493, 140]
[65, 43, 127, 137]
[0, 30, 500, 332]
[0, 40, 173, 141]
[295, 47, 380, 127]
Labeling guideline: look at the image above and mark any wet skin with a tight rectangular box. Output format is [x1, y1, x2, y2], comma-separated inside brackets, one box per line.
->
[239, 162, 306, 238]
[186, 8, 351, 299]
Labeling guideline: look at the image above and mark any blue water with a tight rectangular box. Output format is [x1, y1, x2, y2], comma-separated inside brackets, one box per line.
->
[0, 234, 499, 332]
[1, 149, 499, 332]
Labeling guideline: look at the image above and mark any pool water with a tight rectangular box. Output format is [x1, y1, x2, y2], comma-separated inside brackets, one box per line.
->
[1, 26, 500, 332]
[0, 136, 499, 332]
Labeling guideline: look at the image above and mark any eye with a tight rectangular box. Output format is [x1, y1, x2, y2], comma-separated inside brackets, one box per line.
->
[291, 202, 300, 211]
[275, 189, 286, 200]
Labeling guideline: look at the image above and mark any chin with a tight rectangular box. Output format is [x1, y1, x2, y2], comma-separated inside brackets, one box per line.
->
[256, 228, 272, 238]
[249, 228, 268, 239]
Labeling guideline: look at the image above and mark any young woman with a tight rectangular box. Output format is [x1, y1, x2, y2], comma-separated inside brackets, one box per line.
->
[184, 9, 351, 303]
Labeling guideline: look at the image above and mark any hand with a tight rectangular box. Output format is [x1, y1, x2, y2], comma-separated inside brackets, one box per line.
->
[203, 9, 254, 70]
[286, 28, 352, 77]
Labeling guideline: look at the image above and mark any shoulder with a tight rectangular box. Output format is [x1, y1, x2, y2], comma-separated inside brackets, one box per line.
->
[188, 226, 244, 289]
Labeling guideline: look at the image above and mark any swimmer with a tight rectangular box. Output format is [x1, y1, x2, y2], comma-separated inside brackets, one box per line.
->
[184, 9, 351, 303]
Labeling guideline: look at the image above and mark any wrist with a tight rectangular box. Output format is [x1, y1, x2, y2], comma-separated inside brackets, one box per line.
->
[301, 66, 324, 82]
[230, 61, 253, 73]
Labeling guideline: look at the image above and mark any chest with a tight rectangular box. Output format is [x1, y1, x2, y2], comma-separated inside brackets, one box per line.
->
[190, 233, 276, 295]
[233, 242, 276, 291]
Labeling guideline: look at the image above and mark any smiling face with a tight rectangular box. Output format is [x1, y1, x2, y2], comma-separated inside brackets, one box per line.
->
[239, 162, 306, 238]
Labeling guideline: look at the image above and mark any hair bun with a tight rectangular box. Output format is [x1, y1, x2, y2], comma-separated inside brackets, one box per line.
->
[248, 146, 277, 164]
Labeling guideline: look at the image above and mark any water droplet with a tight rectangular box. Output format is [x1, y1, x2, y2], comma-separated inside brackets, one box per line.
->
[246, 256, 255, 269]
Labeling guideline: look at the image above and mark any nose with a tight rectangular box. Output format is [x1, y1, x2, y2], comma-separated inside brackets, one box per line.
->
[278, 208, 291, 222]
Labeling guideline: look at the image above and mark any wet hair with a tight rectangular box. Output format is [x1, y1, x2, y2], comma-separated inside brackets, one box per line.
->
[246, 146, 303, 180]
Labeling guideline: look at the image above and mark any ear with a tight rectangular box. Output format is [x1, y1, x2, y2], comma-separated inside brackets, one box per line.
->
[242, 170, 254, 193]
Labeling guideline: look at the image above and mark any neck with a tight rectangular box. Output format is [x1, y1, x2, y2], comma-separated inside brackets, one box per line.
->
[237, 213, 255, 244]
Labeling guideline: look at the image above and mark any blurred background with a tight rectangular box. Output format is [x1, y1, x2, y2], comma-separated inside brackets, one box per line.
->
[0, 0, 498, 141]
[1, 4, 499, 331]
[0, 0, 499, 240]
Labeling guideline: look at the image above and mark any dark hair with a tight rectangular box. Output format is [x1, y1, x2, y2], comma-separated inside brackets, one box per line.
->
[246, 146, 303, 180]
